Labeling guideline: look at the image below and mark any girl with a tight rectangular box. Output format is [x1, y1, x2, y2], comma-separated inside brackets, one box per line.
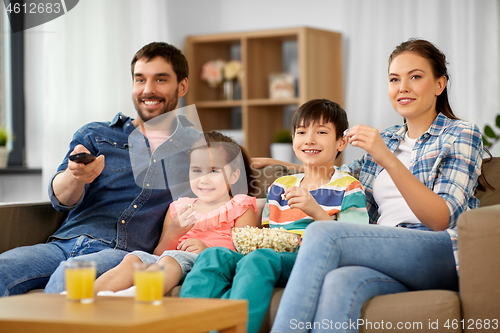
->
[269, 39, 483, 332]
[94, 131, 258, 295]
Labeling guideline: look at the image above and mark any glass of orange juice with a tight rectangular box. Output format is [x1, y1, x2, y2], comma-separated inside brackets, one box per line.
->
[65, 261, 96, 303]
[133, 263, 164, 305]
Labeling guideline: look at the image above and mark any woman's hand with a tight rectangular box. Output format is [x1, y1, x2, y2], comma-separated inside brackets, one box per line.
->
[345, 125, 396, 169]
[177, 238, 208, 254]
[347, 125, 449, 230]
[284, 186, 331, 221]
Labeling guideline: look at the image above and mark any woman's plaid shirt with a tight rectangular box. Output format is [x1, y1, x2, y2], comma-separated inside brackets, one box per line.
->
[340, 113, 483, 271]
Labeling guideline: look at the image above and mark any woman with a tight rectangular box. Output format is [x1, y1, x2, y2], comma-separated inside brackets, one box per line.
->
[268, 39, 483, 333]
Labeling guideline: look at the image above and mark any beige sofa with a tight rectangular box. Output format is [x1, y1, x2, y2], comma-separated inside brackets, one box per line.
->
[1, 157, 499, 333]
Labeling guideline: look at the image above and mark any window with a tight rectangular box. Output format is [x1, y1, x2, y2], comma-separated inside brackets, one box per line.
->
[0, 6, 7, 132]
[1, 4, 25, 167]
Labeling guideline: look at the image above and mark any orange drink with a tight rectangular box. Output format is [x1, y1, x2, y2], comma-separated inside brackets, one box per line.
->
[133, 263, 164, 305]
[65, 261, 96, 303]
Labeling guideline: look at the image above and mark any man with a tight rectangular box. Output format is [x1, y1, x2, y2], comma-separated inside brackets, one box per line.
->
[0, 42, 200, 296]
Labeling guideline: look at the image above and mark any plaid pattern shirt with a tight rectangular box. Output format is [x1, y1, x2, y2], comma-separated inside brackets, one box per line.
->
[340, 113, 483, 271]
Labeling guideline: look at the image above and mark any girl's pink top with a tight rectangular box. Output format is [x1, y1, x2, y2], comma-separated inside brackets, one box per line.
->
[169, 194, 257, 251]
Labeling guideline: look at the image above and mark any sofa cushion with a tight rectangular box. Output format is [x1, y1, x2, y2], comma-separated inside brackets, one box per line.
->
[249, 164, 289, 198]
[167, 285, 181, 297]
[258, 289, 461, 333]
[259, 288, 284, 333]
[360, 290, 461, 333]
[475, 157, 500, 207]
[0, 202, 66, 254]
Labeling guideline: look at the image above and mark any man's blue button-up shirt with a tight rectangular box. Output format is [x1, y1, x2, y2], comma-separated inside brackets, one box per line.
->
[48, 112, 200, 253]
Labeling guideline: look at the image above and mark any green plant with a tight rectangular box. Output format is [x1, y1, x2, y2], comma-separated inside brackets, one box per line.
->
[273, 129, 293, 144]
[0, 128, 7, 146]
[482, 114, 500, 148]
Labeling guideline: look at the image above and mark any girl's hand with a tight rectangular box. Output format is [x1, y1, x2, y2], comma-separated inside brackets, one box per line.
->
[169, 204, 196, 237]
[177, 238, 208, 254]
[345, 125, 396, 169]
[284, 186, 330, 221]
[154, 205, 196, 255]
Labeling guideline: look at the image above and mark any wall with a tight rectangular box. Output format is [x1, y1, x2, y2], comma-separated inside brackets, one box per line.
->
[164, 0, 500, 158]
[0, 173, 44, 202]
[21, 0, 172, 202]
[12, 0, 500, 203]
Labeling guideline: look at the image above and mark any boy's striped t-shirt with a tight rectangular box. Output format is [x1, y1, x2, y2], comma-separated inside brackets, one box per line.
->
[261, 170, 369, 237]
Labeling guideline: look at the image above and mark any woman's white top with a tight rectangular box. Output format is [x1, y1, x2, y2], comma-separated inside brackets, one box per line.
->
[373, 132, 419, 227]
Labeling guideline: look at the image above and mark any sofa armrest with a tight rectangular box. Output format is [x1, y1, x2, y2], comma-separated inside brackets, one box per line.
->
[458, 204, 500, 327]
[0, 202, 66, 254]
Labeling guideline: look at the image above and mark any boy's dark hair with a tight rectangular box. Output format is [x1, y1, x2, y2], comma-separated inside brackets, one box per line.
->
[131, 42, 189, 83]
[292, 99, 349, 140]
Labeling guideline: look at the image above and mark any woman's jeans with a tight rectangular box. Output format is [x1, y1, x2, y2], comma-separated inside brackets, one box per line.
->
[271, 222, 458, 333]
[0, 235, 127, 296]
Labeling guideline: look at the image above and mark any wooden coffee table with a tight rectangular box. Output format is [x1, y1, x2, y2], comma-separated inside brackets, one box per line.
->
[0, 293, 247, 333]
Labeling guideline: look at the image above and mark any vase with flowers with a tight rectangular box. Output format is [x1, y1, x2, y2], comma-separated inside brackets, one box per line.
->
[201, 60, 225, 89]
[222, 60, 243, 101]
[201, 59, 243, 101]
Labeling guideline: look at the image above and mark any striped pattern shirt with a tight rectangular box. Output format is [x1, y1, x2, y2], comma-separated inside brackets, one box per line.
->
[340, 113, 483, 271]
[261, 170, 369, 237]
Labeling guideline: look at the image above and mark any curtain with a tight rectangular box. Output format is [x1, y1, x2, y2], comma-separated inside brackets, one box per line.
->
[341, 0, 500, 162]
[171, 0, 500, 162]
[24, 0, 171, 199]
[24, 0, 500, 200]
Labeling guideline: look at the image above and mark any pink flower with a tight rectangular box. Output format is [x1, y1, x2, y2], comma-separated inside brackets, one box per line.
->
[201, 60, 225, 88]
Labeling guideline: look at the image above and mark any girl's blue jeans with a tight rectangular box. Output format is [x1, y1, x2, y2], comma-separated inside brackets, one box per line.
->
[271, 222, 458, 333]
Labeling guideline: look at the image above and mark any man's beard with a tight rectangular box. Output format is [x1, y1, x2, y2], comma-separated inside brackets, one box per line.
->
[134, 87, 179, 123]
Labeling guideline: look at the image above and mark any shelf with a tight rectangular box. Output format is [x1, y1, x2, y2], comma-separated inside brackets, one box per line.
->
[246, 98, 299, 106]
[194, 101, 242, 108]
[194, 98, 299, 109]
[185, 27, 343, 158]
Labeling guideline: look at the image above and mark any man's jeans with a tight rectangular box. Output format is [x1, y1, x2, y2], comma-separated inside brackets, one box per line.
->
[271, 222, 458, 333]
[0, 236, 127, 296]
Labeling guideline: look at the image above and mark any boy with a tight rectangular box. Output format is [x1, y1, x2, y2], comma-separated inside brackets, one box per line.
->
[180, 99, 368, 333]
